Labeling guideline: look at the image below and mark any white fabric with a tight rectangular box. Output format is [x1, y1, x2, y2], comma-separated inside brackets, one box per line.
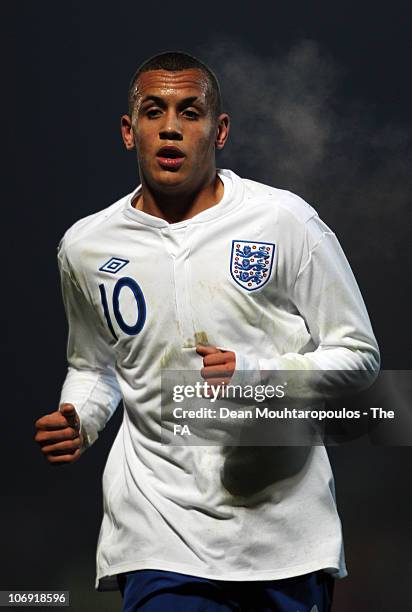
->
[58, 169, 379, 589]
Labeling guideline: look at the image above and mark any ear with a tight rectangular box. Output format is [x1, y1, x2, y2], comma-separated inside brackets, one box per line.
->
[121, 114, 135, 150]
[215, 113, 230, 150]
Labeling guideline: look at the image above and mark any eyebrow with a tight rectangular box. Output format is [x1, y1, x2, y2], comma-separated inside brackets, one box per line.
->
[141, 95, 204, 108]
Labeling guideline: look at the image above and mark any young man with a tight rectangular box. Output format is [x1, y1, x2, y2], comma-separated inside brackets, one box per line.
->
[35, 52, 379, 611]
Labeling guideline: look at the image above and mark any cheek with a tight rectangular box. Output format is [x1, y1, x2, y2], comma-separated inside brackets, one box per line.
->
[134, 122, 157, 148]
[191, 126, 215, 157]
[135, 131, 157, 162]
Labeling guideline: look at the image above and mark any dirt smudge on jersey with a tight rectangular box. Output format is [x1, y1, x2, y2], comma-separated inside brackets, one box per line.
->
[160, 345, 182, 369]
[194, 331, 210, 346]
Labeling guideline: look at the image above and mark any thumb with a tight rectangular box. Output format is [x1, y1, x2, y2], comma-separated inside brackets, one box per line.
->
[196, 344, 222, 356]
[60, 403, 79, 430]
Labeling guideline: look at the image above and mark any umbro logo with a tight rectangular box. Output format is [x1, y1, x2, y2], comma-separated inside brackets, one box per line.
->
[99, 257, 129, 274]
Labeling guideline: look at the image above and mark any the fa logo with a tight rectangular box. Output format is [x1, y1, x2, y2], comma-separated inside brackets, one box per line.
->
[230, 240, 275, 291]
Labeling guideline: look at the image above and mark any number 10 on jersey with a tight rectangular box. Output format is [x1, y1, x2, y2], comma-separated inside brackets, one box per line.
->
[99, 277, 146, 340]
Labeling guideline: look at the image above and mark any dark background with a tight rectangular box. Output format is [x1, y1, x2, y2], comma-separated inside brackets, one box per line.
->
[3, 1, 412, 610]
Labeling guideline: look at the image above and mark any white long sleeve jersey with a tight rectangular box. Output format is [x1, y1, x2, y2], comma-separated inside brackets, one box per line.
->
[58, 169, 379, 590]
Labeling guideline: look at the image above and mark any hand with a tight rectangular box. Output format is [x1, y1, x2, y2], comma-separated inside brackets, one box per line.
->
[34, 403, 83, 465]
[196, 344, 236, 386]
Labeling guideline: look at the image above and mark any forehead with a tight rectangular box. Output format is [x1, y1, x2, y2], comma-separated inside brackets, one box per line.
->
[136, 69, 209, 99]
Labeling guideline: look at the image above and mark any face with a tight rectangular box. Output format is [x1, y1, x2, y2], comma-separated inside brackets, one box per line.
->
[121, 69, 229, 194]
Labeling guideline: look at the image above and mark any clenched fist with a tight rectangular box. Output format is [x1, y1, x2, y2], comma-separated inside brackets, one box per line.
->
[196, 344, 236, 386]
[34, 403, 83, 465]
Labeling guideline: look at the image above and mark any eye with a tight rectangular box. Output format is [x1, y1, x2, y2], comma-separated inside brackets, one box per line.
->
[183, 109, 199, 120]
[146, 108, 162, 119]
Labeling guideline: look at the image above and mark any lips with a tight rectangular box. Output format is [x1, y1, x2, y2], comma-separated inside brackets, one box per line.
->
[156, 146, 186, 170]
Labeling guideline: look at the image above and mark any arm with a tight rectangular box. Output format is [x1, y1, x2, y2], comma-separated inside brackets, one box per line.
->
[197, 215, 380, 448]
[57, 236, 122, 448]
[198, 215, 380, 398]
[35, 237, 122, 464]
[260, 215, 380, 374]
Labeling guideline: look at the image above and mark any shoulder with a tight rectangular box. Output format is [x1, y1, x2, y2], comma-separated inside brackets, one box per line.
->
[60, 191, 132, 250]
[221, 169, 319, 227]
[223, 170, 337, 257]
[57, 189, 135, 271]
[241, 175, 318, 226]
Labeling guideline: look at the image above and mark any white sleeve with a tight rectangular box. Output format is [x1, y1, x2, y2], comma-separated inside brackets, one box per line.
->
[57, 238, 122, 449]
[237, 215, 380, 385]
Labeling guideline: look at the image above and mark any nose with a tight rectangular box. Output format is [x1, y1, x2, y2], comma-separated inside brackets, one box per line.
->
[159, 110, 183, 141]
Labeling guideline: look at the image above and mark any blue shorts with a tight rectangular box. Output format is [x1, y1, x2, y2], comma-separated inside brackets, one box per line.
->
[117, 568, 334, 611]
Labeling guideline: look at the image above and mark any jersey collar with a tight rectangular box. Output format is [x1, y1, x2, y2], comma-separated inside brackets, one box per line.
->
[122, 169, 245, 228]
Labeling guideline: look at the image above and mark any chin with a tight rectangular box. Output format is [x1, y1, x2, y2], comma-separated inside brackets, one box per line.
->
[150, 171, 189, 191]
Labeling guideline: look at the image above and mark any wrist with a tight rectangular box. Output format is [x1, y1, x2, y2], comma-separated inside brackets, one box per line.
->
[229, 351, 261, 388]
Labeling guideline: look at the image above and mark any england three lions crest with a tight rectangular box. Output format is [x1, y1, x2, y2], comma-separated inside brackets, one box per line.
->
[230, 240, 275, 291]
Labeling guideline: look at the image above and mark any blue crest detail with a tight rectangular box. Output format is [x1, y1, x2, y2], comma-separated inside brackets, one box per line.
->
[99, 257, 129, 274]
[230, 240, 275, 291]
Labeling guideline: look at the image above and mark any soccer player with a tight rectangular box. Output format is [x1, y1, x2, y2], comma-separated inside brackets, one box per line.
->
[34, 52, 380, 611]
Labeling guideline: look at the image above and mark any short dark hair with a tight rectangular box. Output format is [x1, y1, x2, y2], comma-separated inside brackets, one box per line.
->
[128, 51, 222, 118]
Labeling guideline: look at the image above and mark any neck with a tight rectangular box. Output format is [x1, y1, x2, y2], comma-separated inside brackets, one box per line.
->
[133, 171, 224, 223]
